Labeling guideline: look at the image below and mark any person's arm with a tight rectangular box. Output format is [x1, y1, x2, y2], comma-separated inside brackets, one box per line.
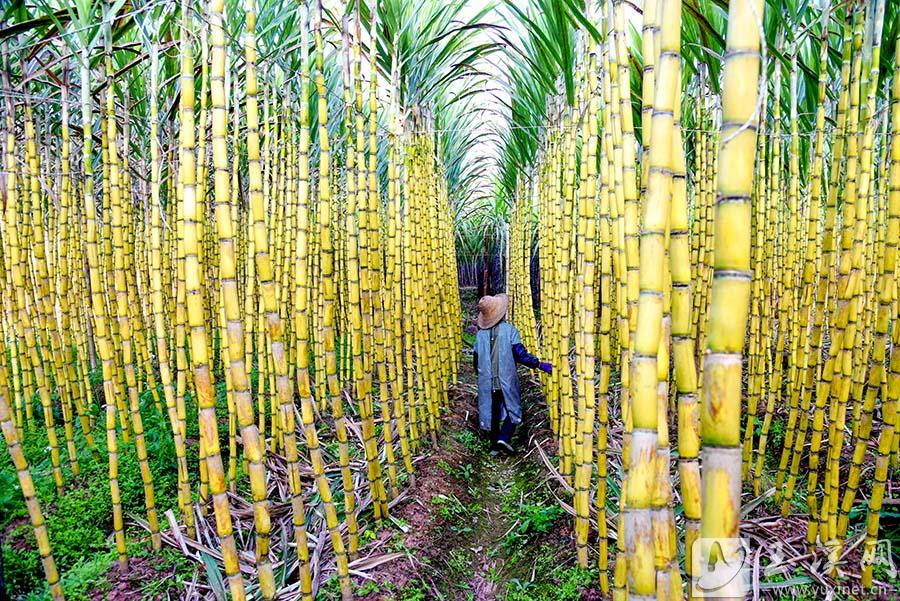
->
[511, 343, 540, 369]
[508, 324, 552, 373]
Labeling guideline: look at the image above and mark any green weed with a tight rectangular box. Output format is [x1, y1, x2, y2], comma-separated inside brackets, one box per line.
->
[454, 429, 485, 453]
[505, 564, 597, 600]
[356, 579, 381, 595]
[431, 493, 467, 521]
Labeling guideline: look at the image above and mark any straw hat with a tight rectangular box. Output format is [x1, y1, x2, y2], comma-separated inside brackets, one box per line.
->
[477, 293, 509, 329]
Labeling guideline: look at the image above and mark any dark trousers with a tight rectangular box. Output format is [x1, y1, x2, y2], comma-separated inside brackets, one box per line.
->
[490, 390, 515, 444]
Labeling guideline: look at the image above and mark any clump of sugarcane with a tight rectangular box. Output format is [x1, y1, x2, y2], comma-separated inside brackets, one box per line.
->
[535, 111, 563, 446]
[510, 0, 896, 595]
[0, 0, 463, 597]
[508, 184, 539, 354]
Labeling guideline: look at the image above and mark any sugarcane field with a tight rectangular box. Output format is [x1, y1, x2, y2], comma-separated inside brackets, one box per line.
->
[1, 0, 900, 598]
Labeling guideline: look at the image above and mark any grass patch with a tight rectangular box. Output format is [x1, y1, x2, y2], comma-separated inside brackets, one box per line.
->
[505, 554, 597, 601]
[0, 362, 245, 598]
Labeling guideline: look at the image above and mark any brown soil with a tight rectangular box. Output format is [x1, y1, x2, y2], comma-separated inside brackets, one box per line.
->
[3, 517, 33, 551]
[94, 555, 179, 601]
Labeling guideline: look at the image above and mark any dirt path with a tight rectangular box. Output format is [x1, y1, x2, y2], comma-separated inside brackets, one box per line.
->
[464, 454, 516, 599]
[341, 290, 602, 601]
[344, 375, 597, 601]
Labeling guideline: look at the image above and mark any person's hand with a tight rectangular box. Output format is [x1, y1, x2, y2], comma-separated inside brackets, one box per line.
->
[539, 361, 552, 375]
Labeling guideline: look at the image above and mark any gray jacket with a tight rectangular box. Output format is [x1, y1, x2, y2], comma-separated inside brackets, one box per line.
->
[473, 321, 540, 430]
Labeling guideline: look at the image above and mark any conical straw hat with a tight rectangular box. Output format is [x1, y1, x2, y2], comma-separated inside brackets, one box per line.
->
[476, 293, 509, 329]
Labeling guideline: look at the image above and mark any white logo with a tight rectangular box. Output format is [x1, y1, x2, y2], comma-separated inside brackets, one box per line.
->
[863, 539, 897, 580]
[692, 537, 751, 598]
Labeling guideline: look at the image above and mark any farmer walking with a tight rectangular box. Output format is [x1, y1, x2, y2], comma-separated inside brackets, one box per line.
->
[473, 293, 552, 455]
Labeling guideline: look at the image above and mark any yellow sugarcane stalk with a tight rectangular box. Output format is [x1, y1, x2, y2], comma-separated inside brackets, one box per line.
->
[147, 39, 194, 538]
[312, 2, 354, 595]
[0, 343, 64, 600]
[76, 36, 129, 566]
[106, 40, 161, 550]
[696, 1, 763, 600]
[624, 0, 680, 596]
[574, 35, 598, 568]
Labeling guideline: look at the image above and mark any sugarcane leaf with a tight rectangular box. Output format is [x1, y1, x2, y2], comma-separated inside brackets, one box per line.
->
[200, 551, 228, 601]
